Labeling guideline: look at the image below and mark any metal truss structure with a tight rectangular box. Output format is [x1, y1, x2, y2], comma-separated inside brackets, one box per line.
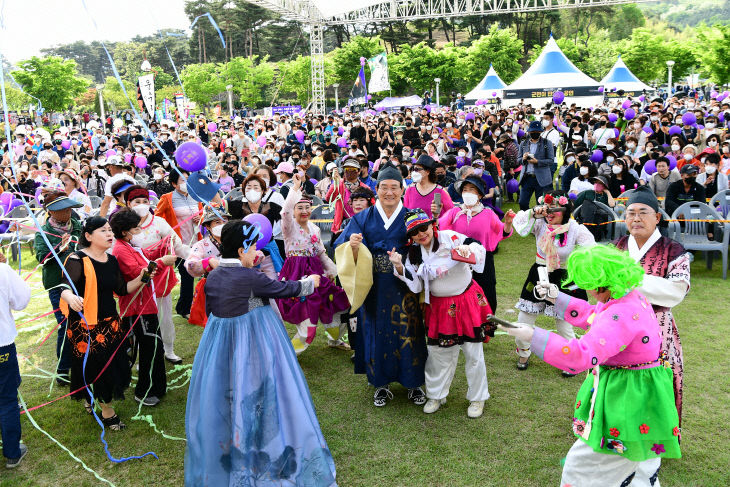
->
[247, 0, 653, 113]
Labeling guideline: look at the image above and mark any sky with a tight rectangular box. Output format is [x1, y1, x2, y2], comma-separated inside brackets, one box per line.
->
[0, 0, 191, 63]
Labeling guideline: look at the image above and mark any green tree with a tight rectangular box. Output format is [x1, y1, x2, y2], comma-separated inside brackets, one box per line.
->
[618, 28, 697, 83]
[180, 62, 225, 107]
[464, 25, 524, 85]
[101, 76, 136, 112]
[695, 24, 730, 84]
[330, 36, 384, 86]
[222, 56, 275, 107]
[389, 42, 468, 97]
[13, 56, 88, 112]
[2, 83, 31, 111]
[277, 55, 312, 104]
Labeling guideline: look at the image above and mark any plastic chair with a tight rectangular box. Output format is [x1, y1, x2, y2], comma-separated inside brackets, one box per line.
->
[671, 202, 728, 279]
[310, 204, 335, 259]
[574, 201, 619, 243]
[0, 206, 35, 262]
[224, 187, 243, 201]
[89, 195, 103, 209]
[709, 189, 730, 217]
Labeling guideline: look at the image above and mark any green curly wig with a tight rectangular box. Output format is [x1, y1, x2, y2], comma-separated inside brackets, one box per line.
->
[564, 245, 645, 299]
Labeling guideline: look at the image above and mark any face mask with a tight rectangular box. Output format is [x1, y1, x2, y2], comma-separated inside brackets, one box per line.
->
[723, 147, 729, 154]
[473, 168, 483, 176]
[353, 122, 360, 127]
[462, 192, 479, 206]
[530, 133, 540, 140]
[458, 151, 466, 157]
[130, 233, 145, 247]
[606, 156, 615, 164]
[650, 116, 659, 122]
[594, 183, 605, 192]
[706, 123, 715, 129]
[672, 144, 680, 151]
[136, 147, 142, 152]
[402, 151, 410, 157]
[685, 177, 696, 185]
[627, 143, 636, 149]
[316, 151, 322, 156]
[612, 165, 622, 175]
[494, 131, 501, 137]
[579, 166, 589, 176]
[20, 165, 28, 171]
[154, 172, 163, 180]
[410, 172, 422, 184]
[572, 134, 582, 140]
[606, 144, 615, 151]
[178, 182, 187, 194]
[706, 166, 717, 175]
[211, 225, 223, 238]
[683, 154, 693, 161]
[446, 123, 453, 128]
[634, 123, 641, 130]
[542, 119, 550, 128]
[315, 129, 321, 134]
[245, 190, 262, 203]
[709, 140, 718, 147]
[675, 120, 682, 125]
[132, 204, 150, 217]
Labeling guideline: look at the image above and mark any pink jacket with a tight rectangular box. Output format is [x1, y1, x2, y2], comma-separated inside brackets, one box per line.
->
[530, 290, 662, 374]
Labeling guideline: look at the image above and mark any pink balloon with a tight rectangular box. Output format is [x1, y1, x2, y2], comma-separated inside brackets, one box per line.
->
[134, 155, 148, 169]
[295, 130, 305, 144]
[105, 149, 117, 158]
[61, 140, 71, 150]
[491, 91, 497, 97]
[124, 153, 133, 163]
[337, 137, 347, 148]
[207, 122, 217, 133]
[257, 135, 267, 147]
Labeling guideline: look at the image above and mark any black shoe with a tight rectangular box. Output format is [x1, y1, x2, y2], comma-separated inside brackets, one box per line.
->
[135, 395, 160, 407]
[561, 370, 576, 377]
[6, 444, 28, 468]
[373, 386, 393, 407]
[408, 387, 427, 406]
[350, 353, 355, 364]
[516, 358, 529, 370]
[55, 372, 70, 387]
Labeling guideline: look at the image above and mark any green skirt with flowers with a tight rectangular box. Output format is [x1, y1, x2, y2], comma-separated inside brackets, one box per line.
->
[571, 364, 681, 462]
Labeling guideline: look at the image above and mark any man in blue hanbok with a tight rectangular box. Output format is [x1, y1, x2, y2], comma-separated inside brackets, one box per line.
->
[335, 164, 427, 407]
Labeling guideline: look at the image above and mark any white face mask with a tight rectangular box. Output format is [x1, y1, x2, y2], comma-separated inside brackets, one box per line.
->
[723, 147, 730, 154]
[683, 154, 693, 161]
[606, 156, 615, 163]
[154, 172, 163, 180]
[572, 134, 582, 140]
[541, 119, 550, 128]
[634, 123, 641, 130]
[706, 123, 715, 129]
[458, 151, 466, 157]
[708, 140, 718, 147]
[671, 144, 680, 151]
[402, 150, 410, 157]
[462, 192, 479, 206]
[612, 165, 622, 175]
[353, 122, 360, 127]
[651, 116, 659, 122]
[494, 131, 501, 137]
[446, 123, 453, 128]
[130, 233, 145, 247]
[132, 204, 150, 218]
[178, 182, 187, 194]
[566, 156, 575, 163]
[579, 166, 589, 176]
[245, 190, 262, 203]
[606, 144, 615, 151]
[705, 166, 717, 175]
[410, 171, 422, 184]
[211, 224, 223, 238]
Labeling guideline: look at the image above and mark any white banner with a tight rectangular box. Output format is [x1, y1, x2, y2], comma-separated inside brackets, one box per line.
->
[367, 52, 391, 93]
[138, 73, 156, 118]
[175, 92, 187, 121]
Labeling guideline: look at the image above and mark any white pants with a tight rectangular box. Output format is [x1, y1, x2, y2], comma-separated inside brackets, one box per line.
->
[561, 439, 661, 487]
[424, 343, 489, 402]
[515, 311, 575, 359]
[158, 294, 175, 356]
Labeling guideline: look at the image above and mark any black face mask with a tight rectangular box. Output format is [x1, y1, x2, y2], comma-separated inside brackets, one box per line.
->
[685, 177, 696, 185]
[530, 133, 540, 140]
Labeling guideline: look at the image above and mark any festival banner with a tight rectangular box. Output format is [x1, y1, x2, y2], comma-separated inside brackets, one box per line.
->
[503, 86, 603, 99]
[347, 65, 368, 106]
[367, 52, 391, 93]
[163, 98, 171, 120]
[138, 73, 156, 119]
[175, 93, 187, 121]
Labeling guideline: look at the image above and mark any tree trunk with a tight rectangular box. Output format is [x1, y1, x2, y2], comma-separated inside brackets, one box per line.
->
[441, 19, 450, 42]
[202, 30, 207, 63]
[198, 28, 202, 64]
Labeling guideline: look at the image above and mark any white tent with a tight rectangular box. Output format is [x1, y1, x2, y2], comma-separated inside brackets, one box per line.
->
[502, 36, 603, 108]
[600, 56, 653, 97]
[464, 64, 507, 104]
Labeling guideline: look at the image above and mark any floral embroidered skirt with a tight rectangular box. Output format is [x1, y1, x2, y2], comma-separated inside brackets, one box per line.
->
[67, 315, 130, 403]
[277, 256, 349, 325]
[571, 364, 681, 462]
[424, 280, 493, 347]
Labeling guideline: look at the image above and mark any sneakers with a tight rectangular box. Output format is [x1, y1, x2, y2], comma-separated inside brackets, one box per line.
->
[468, 401, 485, 418]
[423, 398, 446, 414]
[561, 370, 576, 378]
[165, 353, 183, 364]
[373, 386, 393, 407]
[408, 387, 427, 406]
[327, 339, 351, 351]
[516, 357, 529, 370]
[134, 395, 160, 407]
[6, 444, 27, 469]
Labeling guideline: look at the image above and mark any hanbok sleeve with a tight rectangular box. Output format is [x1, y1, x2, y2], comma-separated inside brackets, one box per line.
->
[393, 257, 424, 294]
[574, 221, 596, 247]
[156, 217, 192, 259]
[638, 252, 690, 308]
[513, 209, 538, 237]
[553, 292, 598, 331]
[281, 186, 300, 243]
[251, 271, 313, 299]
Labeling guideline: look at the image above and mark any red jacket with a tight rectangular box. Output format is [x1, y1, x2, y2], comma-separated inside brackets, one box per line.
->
[154, 192, 203, 241]
[326, 180, 370, 234]
[112, 239, 169, 318]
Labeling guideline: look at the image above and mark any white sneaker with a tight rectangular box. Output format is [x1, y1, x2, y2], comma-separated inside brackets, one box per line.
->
[467, 400, 485, 418]
[423, 398, 445, 414]
[165, 353, 183, 364]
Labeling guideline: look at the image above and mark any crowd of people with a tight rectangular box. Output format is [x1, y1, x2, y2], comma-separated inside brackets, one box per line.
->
[1, 91, 722, 485]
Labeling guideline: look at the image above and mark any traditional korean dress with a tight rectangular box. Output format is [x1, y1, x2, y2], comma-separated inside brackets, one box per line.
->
[185, 236, 222, 327]
[278, 188, 349, 353]
[394, 230, 492, 403]
[615, 229, 689, 422]
[184, 260, 336, 487]
[530, 290, 680, 486]
[334, 202, 427, 389]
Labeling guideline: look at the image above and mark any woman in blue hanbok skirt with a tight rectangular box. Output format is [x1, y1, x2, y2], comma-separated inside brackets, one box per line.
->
[185, 220, 337, 487]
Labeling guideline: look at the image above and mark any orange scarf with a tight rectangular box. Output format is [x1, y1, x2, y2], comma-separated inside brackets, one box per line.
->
[60, 255, 99, 328]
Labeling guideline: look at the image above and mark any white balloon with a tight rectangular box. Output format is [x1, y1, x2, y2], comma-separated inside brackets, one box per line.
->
[113, 118, 123, 128]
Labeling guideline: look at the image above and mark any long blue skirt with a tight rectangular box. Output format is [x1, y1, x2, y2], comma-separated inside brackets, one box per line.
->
[184, 305, 337, 486]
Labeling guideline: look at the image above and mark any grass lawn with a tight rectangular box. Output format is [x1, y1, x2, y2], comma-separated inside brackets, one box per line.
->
[2, 204, 729, 487]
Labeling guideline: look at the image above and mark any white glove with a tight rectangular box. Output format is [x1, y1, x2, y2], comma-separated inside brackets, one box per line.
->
[498, 323, 534, 343]
[534, 282, 559, 302]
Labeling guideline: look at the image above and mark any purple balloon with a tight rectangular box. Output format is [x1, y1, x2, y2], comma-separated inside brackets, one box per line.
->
[337, 126, 345, 136]
[491, 91, 497, 97]
[614, 128, 620, 137]
[598, 86, 605, 93]
[643, 159, 656, 175]
[608, 113, 618, 123]
[506, 178, 519, 193]
[337, 137, 347, 148]
[124, 152, 133, 163]
[465, 113, 475, 121]
[424, 105, 432, 113]
[621, 99, 632, 109]
[638, 95, 645, 102]
[34, 186, 43, 205]
[105, 149, 117, 158]
[681, 112, 696, 126]
[666, 155, 677, 170]
[696, 124, 704, 130]
[590, 149, 604, 163]
[0, 222, 8, 233]
[61, 140, 71, 150]
[0, 192, 12, 213]
[243, 212, 273, 251]
[624, 108, 636, 120]
[517, 129, 525, 138]
[295, 130, 305, 144]
[668, 125, 682, 136]
[642, 126, 654, 135]
[134, 155, 148, 169]
[719, 112, 725, 122]
[175, 141, 207, 172]
[552, 91, 565, 104]
[207, 122, 217, 133]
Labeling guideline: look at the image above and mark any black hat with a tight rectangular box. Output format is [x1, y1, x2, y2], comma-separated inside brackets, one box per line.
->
[455, 176, 487, 196]
[414, 154, 436, 170]
[626, 185, 659, 212]
[589, 174, 609, 187]
[376, 163, 403, 185]
[680, 164, 699, 175]
[528, 120, 543, 132]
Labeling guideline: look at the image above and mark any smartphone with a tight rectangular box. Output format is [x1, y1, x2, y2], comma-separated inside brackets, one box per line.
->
[141, 261, 158, 284]
[487, 314, 519, 328]
[537, 266, 549, 285]
[433, 192, 442, 212]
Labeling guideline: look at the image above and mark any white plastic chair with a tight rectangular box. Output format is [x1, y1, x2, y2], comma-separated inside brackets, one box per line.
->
[671, 201, 728, 279]
[709, 189, 730, 217]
